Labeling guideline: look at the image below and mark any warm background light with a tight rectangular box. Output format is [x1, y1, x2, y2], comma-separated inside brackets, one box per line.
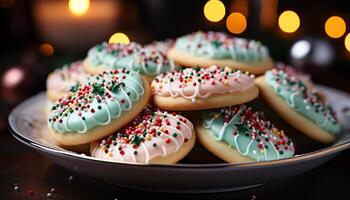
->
[204, 0, 226, 22]
[325, 16, 346, 38]
[278, 10, 300, 33]
[3, 67, 24, 88]
[40, 43, 54, 56]
[226, 12, 247, 34]
[345, 33, 350, 52]
[229, 0, 248, 17]
[260, 0, 278, 28]
[0, 0, 16, 8]
[109, 33, 130, 44]
[68, 0, 90, 16]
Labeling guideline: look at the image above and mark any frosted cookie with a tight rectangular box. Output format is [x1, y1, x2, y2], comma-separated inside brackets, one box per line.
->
[83, 42, 176, 81]
[144, 39, 175, 54]
[167, 31, 274, 74]
[151, 66, 258, 110]
[91, 106, 195, 164]
[47, 69, 150, 146]
[196, 104, 295, 163]
[276, 63, 327, 101]
[255, 69, 341, 143]
[46, 60, 88, 102]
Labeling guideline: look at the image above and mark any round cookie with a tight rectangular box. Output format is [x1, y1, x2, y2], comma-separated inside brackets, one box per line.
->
[255, 69, 341, 143]
[196, 104, 295, 163]
[151, 66, 259, 110]
[83, 42, 176, 81]
[167, 31, 274, 75]
[46, 60, 88, 102]
[276, 63, 328, 101]
[91, 106, 195, 164]
[144, 39, 175, 54]
[47, 69, 150, 146]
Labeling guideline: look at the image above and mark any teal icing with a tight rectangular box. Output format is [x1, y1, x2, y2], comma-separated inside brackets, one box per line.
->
[265, 70, 341, 135]
[175, 31, 270, 62]
[48, 69, 145, 134]
[86, 42, 175, 77]
[201, 105, 294, 161]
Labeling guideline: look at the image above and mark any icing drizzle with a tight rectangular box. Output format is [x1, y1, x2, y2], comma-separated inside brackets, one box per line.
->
[202, 104, 295, 161]
[175, 31, 270, 62]
[151, 66, 255, 102]
[48, 69, 145, 134]
[86, 42, 176, 77]
[265, 68, 341, 135]
[91, 106, 193, 163]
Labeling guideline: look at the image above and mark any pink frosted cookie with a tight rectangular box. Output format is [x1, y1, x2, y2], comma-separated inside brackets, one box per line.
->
[90, 106, 196, 164]
[151, 66, 259, 110]
[46, 60, 88, 102]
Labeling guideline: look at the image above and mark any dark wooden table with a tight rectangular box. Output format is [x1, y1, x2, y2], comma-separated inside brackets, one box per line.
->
[1, 127, 350, 200]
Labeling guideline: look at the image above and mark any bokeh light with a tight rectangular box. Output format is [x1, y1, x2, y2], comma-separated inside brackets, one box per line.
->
[40, 43, 54, 56]
[204, 0, 226, 22]
[291, 40, 311, 59]
[278, 10, 300, 33]
[68, 0, 90, 16]
[226, 12, 247, 34]
[325, 16, 346, 38]
[3, 67, 24, 88]
[345, 33, 350, 52]
[260, 0, 277, 28]
[109, 33, 130, 44]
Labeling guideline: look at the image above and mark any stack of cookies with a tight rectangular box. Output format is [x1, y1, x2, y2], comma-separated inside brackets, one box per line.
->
[46, 31, 342, 164]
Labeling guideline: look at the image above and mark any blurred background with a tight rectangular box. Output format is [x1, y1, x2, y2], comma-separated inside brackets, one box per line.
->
[0, 0, 350, 131]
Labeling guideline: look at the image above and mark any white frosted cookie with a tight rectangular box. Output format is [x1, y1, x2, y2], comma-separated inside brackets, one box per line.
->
[91, 106, 195, 164]
[151, 66, 258, 110]
[46, 60, 88, 102]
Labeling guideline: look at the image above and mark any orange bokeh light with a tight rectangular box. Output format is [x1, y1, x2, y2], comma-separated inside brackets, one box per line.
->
[325, 16, 346, 38]
[226, 12, 247, 34]
[40, 43, 54, 56]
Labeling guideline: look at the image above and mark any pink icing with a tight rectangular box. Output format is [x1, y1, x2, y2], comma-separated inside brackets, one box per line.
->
[151, 66, 255, 102]
[46, 61, 88, 93]
[90, 108, 193, 164]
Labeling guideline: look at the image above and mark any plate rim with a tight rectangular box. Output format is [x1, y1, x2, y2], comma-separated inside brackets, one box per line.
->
[8, 87, 350, 169]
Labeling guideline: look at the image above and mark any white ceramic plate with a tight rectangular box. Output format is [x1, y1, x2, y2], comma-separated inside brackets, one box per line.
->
[9, 85, 350, 193]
